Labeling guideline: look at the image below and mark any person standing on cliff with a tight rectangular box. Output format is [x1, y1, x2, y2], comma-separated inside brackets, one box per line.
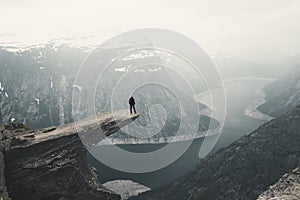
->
[129, 96, 137, 114]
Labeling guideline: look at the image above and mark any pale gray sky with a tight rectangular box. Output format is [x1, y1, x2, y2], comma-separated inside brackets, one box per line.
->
[1, 0, 300, 62]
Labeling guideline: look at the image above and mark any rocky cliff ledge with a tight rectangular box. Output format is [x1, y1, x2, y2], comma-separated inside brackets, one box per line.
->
[257, 167, 300, 200]
[0, 110, 138, 200]
[133, 105, 300, 200]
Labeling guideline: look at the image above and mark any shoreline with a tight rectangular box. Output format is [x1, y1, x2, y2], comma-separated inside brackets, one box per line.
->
[244, 89, 274, 121]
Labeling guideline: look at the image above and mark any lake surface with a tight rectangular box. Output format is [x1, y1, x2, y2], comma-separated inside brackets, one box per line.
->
[87, 77, 273, 189]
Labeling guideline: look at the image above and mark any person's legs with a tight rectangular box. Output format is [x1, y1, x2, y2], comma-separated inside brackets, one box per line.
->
[133, 105, 136, 113]
[130, 104, 133, 114]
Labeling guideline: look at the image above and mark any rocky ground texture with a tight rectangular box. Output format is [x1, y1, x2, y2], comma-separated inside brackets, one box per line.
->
[257, 167, 300, 200]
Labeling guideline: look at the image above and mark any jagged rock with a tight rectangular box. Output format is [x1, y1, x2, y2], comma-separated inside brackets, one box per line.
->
[132, 105, 300, 200]
[257, 167, 300, 200]
[2, 110, 138, 200]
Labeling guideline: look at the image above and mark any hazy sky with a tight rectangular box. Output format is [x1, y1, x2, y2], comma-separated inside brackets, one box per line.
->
[1, 0, 300, 62]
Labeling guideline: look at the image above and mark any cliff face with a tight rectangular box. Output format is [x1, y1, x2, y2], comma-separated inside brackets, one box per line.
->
[0, 44, 86, 129]
[1, 110, 138, 200]
[5, 134, 117, 200]
[257, 167, 300, 200]
[133, 105, 300, 200]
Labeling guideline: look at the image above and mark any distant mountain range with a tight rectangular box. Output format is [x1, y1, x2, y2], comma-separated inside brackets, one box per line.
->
[0, 40, 294, 129]
[0, 41, 219, 143]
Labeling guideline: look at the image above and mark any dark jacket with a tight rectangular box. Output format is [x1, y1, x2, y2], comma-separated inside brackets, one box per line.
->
[129, 97, 135, 105]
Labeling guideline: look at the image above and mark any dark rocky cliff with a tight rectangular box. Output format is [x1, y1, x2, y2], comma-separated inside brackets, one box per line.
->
[0, 110, 138, 200]
[133, 105, 300, 200]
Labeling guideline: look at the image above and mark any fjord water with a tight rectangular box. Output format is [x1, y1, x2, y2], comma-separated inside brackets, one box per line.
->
[87, 78, 273, 189]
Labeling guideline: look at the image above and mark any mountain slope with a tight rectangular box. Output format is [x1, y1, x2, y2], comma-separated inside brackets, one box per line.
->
[0, 44, 86, 128]
[133, 104, 300, 200]
[257, 66, 300, 117]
